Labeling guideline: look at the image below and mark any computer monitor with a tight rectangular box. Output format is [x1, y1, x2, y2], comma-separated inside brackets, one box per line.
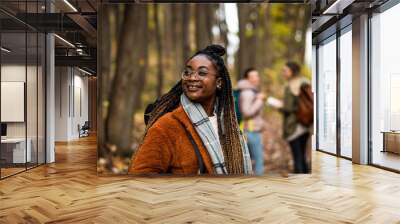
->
[1, 123, 7, 137]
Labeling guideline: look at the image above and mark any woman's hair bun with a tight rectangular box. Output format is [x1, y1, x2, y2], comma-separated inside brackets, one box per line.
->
[203, 44, 226, 57]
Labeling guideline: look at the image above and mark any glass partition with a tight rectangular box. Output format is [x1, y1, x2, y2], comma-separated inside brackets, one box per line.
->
[0, 1, 46, 179]
[339, 27, 352, 158]
[317, 35, 337, 154]
[1, 31, 28, 177]
[370, 3, 400, 171]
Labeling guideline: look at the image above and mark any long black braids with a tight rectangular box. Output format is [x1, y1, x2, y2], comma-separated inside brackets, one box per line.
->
[200, 46, 244, 174]
[143, 45, 245, 174]
[144, 81, 182, 133]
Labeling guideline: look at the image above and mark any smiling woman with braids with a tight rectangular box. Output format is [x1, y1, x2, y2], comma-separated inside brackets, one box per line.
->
[128, 45, 252, 175]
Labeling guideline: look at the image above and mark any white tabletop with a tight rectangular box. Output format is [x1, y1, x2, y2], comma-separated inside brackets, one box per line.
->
[1, 138, 28, 143]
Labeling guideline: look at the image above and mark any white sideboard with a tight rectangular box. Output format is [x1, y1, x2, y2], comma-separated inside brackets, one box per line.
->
[1, 138, 32, 163]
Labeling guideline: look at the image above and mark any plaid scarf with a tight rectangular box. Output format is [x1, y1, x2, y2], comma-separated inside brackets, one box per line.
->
[181, 94, 252, 174]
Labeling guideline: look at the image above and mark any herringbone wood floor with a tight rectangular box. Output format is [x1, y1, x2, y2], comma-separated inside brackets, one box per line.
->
[1, 135, 400, 224]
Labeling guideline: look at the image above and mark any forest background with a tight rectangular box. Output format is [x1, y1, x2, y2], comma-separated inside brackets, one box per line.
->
[98, 3, 311, 174]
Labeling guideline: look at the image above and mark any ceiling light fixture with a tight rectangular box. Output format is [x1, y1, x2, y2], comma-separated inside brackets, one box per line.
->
[63, 0, 78, 12]
[1, 47, 11, 53]
[322, 0, 355, 15]
[78, 67, 93, 76]
[54, 34, 75, 48]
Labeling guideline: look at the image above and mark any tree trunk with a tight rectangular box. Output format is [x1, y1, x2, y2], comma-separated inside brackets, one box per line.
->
[106, 4, 148, 153]
[154, 4, 164, 98]
[217, 3, 229, 61]
[217, 3, 229, 65]
[115, 4, 124, 40]
[299, 6, 311, 63]
[249, 4, 259, 70]
[172, 4, 182, 77]
[133, 7, 149, 113]
[109, 5, 121, 96]
[284, 6, 301, 60]
[195, 4, 213, 50]
[256, 4, 270, 70]
[98, 5, 111, 160]
[237, 4, 258, 80]
[102, 7, 111, 99]
[182, 4, 190, 63]
[237, 5, 247, 80]
[163, 4, 173, 81]
[263, 6, 272, 66]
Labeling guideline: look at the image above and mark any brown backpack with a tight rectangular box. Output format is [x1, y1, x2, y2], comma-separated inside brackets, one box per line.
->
[296, 83, 313, 126]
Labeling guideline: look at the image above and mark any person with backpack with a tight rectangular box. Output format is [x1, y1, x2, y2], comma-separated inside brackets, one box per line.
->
[270, 62, 313, 173]
[236, 68, 266, 175]
[129, 45, 252, 175]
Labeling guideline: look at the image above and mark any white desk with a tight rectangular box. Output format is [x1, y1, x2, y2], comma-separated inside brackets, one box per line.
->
[1, 138, 31, 163]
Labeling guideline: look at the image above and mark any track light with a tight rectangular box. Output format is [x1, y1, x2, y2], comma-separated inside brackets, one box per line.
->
[54, 34, 75, 48]
[63, 0, 78, 12]
[78, 67, 93, 76]
[322, 0, 355, 15]
[1, 47, 11, 53]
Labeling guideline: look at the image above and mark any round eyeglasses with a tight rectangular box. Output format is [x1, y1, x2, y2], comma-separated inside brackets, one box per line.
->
[181, 69, 217, 80]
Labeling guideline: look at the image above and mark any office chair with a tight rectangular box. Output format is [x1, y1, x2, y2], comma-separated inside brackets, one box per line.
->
[79, 121, 90, 138]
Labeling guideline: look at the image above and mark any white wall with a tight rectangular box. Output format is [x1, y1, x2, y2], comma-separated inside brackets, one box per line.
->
[54, 67, 89, 141]
[55, 66, 69, 141]
[1, 65, 26, 130]
[72, 73, 89, 138]
[1, 65, 26, 144]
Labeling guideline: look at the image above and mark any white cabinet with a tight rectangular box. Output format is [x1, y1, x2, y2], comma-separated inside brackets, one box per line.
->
[1, 138, 32, 163]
